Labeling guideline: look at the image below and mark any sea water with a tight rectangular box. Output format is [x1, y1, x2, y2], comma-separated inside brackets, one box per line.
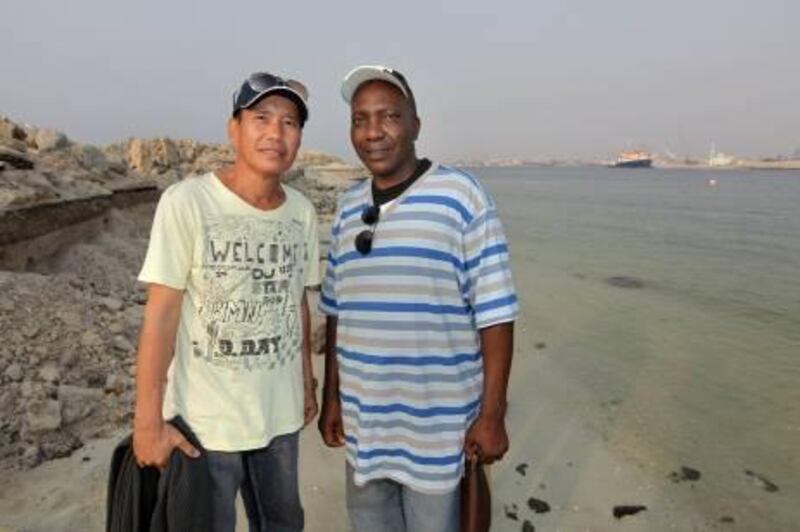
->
[472, 166, 800, 530]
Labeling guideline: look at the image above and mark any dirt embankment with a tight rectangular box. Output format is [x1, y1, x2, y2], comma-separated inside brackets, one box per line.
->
[0, 115, 358, 470]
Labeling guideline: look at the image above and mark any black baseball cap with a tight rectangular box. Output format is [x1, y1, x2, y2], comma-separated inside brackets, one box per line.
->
[232, 72, 309, 126]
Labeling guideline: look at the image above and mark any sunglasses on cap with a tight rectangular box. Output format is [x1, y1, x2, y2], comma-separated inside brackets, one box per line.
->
[247, 73, 309, 101]
[233, 72, 309, 123]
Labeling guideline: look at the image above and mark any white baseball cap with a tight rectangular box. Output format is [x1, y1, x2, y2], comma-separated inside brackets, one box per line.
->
[341, 65, 416, 111]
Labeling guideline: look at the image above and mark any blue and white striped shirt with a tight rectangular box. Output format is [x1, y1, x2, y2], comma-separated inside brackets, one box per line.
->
[320, 163, 518, 493]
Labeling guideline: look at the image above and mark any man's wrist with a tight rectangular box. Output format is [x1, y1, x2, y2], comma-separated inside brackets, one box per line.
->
[478, 400, 507, 421]
[133, 406, 165, 429]
[321, 385, 340, 402]
[134, 416, 165, 431]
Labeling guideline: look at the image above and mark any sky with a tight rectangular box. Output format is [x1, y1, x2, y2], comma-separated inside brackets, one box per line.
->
[2, 0, 798, 162]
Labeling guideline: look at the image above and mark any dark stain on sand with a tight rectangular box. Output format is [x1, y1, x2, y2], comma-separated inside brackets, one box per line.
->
[605, 275, 645, 289]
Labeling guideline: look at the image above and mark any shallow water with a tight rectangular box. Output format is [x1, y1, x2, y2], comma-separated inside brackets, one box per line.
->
[472, 166, 800, 530]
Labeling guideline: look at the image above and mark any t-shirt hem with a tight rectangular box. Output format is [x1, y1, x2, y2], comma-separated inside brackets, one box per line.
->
[345, 456, 461, 495]
[198, 419, 304, 452]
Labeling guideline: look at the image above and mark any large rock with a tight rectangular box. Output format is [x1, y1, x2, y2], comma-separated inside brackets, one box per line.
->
[4, 363, 24, 382]
[38, 364, 61, 384]
[105, 156, 129, 175]
[75, 144, 109, 171]
[0, 146, 34, 169]
[128, 138, 180, 175]
[98, 296, 124, 312]
[0, 117, 26, 142]
[112, 334, 134, 353]
[80, 330, 103, 349]
[0, 387, 18, 411]
[127, 138, 148, 173]
[37, 431, 83, 462]
[104, 372, 127, 395]
[1, 138, 28, 153]
[34, 128, 69, 152]
[59, 384, 103, 424]
[179, 141, 197, 161]
[0, 172, 60, 209]
[23, 125, 39, 148]
[24, 399, 62, 433]
[22, 444, 42, 467]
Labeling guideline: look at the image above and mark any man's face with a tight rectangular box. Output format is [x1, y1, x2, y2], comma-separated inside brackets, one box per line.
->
[350, 81, 420, 181]
[228, 94, 302, 178]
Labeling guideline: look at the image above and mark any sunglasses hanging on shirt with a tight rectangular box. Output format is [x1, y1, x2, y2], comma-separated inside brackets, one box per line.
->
[353, 159, 431, 256]
[355, 205, 380, 255]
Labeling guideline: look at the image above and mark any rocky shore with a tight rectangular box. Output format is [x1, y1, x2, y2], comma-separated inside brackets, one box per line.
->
[0, 115, 360, 471]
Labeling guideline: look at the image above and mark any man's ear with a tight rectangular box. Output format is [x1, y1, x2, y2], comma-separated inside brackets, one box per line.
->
[227, 116, 239, 151]
[412, 116, 421, 142]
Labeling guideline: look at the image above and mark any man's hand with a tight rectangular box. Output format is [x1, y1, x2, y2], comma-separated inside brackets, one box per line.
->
[464, 413, 509, 464]
[133, 421, 199, 470]
[304, 384, 319, 426]
[317, 393, 346, 447]
[467, 322, 513, 464]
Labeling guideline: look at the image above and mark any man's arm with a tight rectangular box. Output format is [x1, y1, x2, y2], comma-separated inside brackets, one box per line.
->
[464, 321, 514, 464]
[301, 291, 318, 425]
[317, 315, 345, 446]
[132, 283, 198, 468]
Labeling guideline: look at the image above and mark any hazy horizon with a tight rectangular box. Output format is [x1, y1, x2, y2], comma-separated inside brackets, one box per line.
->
[2, 0, 798, 162]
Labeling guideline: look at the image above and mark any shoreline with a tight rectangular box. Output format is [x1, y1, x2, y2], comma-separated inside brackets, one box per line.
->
[0, 368, 715, 532]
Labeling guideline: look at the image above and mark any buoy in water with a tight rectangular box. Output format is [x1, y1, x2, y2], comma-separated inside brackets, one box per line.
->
[708, 178, 718, 186]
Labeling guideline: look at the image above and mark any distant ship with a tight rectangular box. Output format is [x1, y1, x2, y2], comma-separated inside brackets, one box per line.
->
[613, 150, 653, 168]
[708, 143, 737, 167]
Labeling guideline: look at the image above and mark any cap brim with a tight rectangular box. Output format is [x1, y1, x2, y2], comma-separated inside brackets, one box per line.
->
[341, 65, 410, 104]
[238, 87, 309, 123]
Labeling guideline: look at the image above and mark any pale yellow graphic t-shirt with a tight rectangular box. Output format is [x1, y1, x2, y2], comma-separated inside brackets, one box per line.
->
[138, 172, 321, 451]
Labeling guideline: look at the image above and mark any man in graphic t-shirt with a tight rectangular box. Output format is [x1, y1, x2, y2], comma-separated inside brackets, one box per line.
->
[133, 72, 320, 532]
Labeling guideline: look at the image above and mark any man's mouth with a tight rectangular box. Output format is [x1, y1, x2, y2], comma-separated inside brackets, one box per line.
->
[365, 147, 391, 158]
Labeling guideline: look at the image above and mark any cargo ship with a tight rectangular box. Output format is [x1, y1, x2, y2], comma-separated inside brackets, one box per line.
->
[613, 150, 653, 168]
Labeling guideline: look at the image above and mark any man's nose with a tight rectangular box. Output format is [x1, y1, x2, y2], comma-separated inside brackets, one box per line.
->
[262, 118, 283, 139]
[365, 118, 384, 141]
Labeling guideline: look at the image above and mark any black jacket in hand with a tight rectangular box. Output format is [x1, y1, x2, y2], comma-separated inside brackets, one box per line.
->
[106, 416, 213, 532]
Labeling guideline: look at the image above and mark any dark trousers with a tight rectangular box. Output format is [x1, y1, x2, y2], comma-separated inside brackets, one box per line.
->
[206, 431, 303, 532]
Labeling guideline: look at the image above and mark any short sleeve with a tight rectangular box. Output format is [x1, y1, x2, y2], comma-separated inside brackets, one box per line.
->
[138, 185, 195, 289]
[463, 200, 519, 329]
[318, 205, 342, 316]
[304, 204, 321, 287]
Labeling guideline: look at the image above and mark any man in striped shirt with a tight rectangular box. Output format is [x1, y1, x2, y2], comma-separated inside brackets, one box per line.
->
[318, 65, 518, 532]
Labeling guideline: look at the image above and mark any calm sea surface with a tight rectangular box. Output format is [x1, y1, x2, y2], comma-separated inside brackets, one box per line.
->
[470, 166, 800, 530]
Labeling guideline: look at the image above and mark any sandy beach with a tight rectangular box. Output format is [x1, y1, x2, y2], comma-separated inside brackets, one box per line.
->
[0, 415, 353, 532]
[0, 292, 714, 532]
[0, 338, 713, 532]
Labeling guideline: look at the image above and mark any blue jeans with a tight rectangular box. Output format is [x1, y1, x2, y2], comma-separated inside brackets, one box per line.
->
[345, 463, 460, 532]
[206, 431, 304, 532]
